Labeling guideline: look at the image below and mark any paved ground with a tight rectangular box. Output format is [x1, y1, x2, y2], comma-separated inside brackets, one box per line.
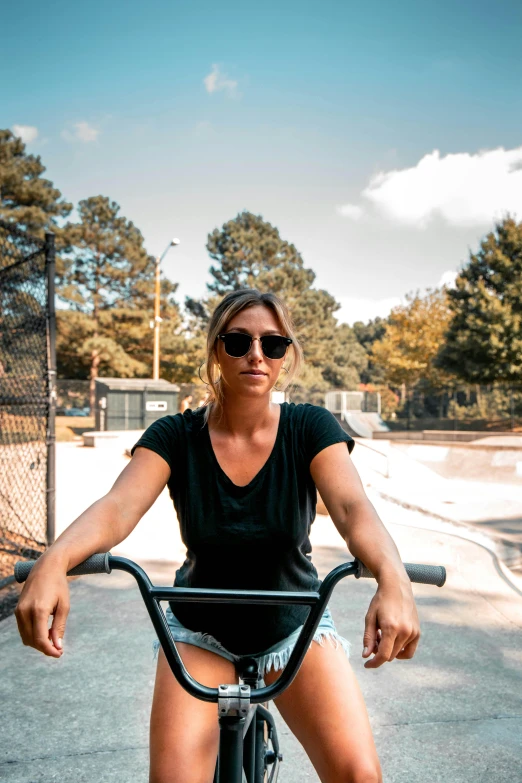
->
[2, 489, 521, 782]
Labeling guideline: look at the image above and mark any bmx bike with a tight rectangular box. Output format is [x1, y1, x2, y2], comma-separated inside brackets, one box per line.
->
[15, 555, 446, 782]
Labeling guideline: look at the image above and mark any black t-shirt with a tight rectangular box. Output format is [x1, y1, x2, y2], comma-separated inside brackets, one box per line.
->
[131, 403, 354, 655]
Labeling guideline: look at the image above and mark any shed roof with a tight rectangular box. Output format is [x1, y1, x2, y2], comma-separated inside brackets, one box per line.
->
[95, 378, 180, 392]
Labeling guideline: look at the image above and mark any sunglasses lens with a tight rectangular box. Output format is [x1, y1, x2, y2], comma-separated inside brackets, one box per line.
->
[261, 336, 289, 359]
[222, 333, 252, 357]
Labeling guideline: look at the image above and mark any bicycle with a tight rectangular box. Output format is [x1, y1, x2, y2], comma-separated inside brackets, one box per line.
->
[15, 555, 446, 782]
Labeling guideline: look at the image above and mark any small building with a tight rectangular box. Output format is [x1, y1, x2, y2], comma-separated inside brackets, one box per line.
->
[95, 378, 180, 431]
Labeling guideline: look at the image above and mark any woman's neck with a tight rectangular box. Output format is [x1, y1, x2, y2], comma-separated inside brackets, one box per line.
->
[209, 393, 278, 437]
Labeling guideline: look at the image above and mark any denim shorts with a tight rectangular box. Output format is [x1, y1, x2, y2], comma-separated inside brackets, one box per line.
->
[153, 604, 350, 678]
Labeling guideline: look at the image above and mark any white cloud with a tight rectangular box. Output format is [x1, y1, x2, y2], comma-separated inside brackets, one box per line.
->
[12, 125, 38, 143]
[336, 203, 363, 220]
[74, 121, 99, 142]
[204, 64, 239, 97]
[336, 295, 402, 326]
[61, 121, 100, 143]
[438, 270, 458, 288]
[338, 145, 522, 228]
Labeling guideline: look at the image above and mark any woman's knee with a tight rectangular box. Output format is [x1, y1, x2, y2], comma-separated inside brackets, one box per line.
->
[341, 759, 382, 783]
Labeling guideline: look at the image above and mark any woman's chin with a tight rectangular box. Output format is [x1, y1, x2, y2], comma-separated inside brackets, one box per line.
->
[233, 381, 272, 398]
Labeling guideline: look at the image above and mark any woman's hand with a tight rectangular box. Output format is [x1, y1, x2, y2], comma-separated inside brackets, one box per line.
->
[362, 577, 420, 668]
[15, 554, 70, 659]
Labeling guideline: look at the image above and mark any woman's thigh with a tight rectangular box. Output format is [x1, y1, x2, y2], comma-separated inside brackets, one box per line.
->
[149, 643, 237, 783]
[264, 640, 382, 783]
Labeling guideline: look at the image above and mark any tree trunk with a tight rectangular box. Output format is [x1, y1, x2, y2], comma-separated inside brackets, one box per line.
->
[400, 383, 406, 405]
[475, 384, 481, 407]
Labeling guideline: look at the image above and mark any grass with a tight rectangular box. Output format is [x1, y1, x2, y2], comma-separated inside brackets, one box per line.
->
[56, 416, 95, 442]
[0, 414, 94, 443]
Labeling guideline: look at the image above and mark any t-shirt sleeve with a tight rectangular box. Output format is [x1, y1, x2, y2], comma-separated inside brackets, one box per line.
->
[130, 415, 181, 471]
[302, 405, 354, 464]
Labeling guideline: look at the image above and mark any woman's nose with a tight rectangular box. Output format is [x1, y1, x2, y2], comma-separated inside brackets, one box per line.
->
[248, 338, 264, 360]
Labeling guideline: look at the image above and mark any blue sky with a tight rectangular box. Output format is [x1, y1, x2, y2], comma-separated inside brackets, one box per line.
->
[3, 0, 522, 323]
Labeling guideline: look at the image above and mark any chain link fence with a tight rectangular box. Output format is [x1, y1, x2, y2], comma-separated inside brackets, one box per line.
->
[0, 219, 55, 620]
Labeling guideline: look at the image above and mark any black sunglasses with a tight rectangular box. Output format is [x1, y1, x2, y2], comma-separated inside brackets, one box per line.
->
[218, 332, 293, 359]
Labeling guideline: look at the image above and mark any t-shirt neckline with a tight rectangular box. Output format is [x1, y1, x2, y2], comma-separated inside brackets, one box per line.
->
[204, 403, 286, 491]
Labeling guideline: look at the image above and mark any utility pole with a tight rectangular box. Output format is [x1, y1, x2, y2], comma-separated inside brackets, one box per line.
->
[152, 238, 180, 380]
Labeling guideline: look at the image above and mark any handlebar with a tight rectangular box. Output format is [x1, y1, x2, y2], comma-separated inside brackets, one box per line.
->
[14, 554, 446, 704]
[14, 555, 447, 588]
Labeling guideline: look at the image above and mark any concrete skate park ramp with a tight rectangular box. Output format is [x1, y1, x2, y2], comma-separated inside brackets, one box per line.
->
[393, 437, 522, 485]
[326, 390, 390, 439]
[334, 411, 390, 439]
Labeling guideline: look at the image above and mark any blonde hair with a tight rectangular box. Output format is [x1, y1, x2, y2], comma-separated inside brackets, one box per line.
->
[200, 289, 302, 421]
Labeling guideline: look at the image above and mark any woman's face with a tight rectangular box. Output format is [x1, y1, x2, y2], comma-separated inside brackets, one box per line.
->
[216, 305, 288, 399]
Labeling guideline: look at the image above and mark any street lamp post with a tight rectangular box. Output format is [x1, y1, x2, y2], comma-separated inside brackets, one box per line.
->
[152, 238, 180, 380]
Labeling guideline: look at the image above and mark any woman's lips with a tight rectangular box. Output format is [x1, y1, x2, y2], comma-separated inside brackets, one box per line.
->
[241, 371, 267, 377]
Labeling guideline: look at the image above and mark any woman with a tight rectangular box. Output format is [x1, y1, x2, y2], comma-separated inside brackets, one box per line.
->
[16, 289, 420, 783]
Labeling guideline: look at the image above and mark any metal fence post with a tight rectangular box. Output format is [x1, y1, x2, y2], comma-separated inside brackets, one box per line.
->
[45, 232, 56, 545]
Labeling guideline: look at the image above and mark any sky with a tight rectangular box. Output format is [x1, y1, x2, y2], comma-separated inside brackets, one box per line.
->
[3, 0, 522, 324]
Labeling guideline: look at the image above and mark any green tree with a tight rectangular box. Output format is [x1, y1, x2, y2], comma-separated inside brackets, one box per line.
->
[189, 211, 367, 400]
[353, 317, 388, 384]
[0, 129, 71, 237]
[206, 211, 315, 297]
[436, 216, 522, 383]
[58, 196, 183, 408]
[371, 289, 452, 395]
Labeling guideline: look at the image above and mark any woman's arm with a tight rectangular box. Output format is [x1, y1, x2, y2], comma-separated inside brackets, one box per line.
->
[15, 447, 170, 658]
[310, 442, 420, 669]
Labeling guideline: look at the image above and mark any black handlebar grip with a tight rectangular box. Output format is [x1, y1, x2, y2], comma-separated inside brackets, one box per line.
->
[14, 553, 112, 584]
[355, 560, 446, 587]
[404, 563, 446, 587]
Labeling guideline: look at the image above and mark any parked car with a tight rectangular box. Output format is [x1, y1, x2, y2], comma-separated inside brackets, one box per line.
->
[63, 407, 90, 417]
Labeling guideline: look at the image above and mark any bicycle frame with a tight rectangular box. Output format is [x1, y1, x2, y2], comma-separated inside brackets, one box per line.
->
[107, 555, 360, 782]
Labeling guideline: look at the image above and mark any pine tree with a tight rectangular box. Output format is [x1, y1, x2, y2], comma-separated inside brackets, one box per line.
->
[58, 196, 183, 408]
[436, 217, 522, 383]
[0, 129, 71, 237]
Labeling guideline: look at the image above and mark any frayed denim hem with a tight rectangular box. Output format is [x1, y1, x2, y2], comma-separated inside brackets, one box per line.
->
[152, 613, 351, 679]
[152, 626, 233, 663]
[257, 629, 351, 677]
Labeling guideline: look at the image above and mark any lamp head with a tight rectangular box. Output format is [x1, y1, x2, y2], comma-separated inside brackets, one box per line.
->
[171, 238, 180, 246]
